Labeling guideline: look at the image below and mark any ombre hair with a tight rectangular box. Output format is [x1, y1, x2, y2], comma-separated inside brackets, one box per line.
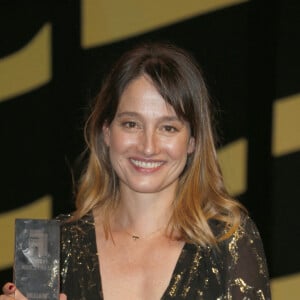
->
[74, 42, 245, 246]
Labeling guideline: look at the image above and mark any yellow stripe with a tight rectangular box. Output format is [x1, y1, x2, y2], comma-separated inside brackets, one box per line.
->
[0, 195, 52, 270]
[81, 0, 248, 48]
[272, 94, 300, 156]
[0, 24, 51, 102]
[217, 138, 248, 196]
[271, 272, 300, 300]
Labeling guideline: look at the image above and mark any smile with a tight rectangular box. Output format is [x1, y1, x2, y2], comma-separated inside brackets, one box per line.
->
[130, 159, 164, 169]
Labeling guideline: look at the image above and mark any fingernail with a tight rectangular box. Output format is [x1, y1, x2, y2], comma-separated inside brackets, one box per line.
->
[8, 284, 14, 290]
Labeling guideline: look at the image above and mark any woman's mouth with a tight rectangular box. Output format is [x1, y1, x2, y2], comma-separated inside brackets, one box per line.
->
[130, 159, 164, 169]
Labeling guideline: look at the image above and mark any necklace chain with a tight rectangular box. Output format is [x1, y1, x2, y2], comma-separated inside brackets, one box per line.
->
[123, 226, 165, 241]
[132, 235, 140, 241]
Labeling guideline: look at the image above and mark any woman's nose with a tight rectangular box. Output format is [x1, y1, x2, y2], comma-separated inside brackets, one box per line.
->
[139, 129, 159, 155]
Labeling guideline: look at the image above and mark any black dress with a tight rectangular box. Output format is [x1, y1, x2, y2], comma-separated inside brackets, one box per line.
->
[59, 213, 271, 299]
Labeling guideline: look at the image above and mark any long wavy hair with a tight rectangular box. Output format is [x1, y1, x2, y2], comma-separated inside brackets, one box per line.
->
[74, 42, 245, 246]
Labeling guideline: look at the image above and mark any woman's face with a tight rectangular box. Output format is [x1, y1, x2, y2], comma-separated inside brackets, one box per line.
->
[103, 75, 195, 196]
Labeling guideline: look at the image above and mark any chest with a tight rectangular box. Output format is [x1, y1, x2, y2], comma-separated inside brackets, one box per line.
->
[61, 218, 225, 300]
[97, 236, 185, 300]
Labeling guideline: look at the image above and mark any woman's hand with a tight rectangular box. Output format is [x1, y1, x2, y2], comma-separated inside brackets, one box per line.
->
[0, 282, 27, 299]
[1, 283, 67, 300]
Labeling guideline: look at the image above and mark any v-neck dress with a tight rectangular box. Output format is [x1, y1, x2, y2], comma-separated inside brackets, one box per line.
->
[59, 213, 271, 299]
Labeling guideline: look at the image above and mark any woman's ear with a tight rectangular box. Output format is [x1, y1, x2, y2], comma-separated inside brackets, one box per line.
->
[102, 122, 110, 146]
[187, 136, 195, 154]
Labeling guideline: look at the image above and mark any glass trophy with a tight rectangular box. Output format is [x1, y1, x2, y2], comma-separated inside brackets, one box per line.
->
[14, 219, 60, 300]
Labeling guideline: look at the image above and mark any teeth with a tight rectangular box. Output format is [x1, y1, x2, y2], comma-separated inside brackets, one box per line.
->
[131, 159, 163, 169]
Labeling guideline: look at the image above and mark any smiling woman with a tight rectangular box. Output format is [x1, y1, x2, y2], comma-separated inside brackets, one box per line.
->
[103, 75, 195, 196]
[1, 42, 271, 300]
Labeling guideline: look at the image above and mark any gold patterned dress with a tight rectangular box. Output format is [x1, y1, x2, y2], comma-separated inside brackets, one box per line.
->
[59, 213, 271, 299]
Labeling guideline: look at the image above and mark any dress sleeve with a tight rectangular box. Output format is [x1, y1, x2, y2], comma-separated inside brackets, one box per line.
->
[223, 216, 271, 299]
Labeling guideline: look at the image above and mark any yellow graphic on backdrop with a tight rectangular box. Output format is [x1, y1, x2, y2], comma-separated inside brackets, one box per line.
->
[81, 0, 248, 48]
[0, 24, 51, 102]
[272, 94, 300, 157]
[0, 1, 299, 296]
[218, 138, 248, 196]
[271, 273, 300, 300]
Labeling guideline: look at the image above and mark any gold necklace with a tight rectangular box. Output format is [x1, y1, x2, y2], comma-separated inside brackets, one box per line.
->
[123, 226, 165, 241]
[131, 235, 140, 241]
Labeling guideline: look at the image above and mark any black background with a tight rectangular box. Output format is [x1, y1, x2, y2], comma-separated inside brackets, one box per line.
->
[1, 0, 299, 284]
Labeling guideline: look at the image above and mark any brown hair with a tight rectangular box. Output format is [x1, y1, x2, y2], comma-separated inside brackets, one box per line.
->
[74, 42, 245, 246]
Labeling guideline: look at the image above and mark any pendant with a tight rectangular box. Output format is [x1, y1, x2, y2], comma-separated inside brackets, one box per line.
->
[132, 235, 140, 241]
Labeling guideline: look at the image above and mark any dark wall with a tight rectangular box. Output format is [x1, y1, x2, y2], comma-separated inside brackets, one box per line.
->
[1, 0, 299, 285]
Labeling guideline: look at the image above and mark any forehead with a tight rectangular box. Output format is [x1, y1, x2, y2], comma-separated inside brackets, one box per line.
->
[116, 75, 177, 117]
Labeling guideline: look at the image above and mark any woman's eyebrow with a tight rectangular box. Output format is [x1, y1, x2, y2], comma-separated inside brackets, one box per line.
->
[116, 112, 181, 122]
[115, 111, 139, 118]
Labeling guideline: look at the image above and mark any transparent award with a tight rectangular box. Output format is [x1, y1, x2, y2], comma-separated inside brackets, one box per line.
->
[14, 219, 60, 300]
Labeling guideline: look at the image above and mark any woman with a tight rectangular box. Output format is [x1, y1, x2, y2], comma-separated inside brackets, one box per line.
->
[2, 43, 271, 299]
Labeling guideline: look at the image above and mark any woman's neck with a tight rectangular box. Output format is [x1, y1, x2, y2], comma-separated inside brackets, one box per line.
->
[112, 187, 175, 237]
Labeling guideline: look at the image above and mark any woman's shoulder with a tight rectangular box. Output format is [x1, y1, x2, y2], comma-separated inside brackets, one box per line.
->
[209, 212, 263, 249]
[208, 213, 269, 275]
[228, 213, 263, 243]
[58, 212, 96, 259]
[55, 213, 72, 223]
[56, 212, 95, 235]
[211, 215, 271, 298]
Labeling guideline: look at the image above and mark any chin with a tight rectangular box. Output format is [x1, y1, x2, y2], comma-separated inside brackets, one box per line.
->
[128, 181, 175, 194]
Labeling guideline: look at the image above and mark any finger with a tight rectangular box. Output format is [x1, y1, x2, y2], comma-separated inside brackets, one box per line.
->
[14, 289, 28, 300]
[60, 293, 67, 300]
[2, 283, 27, 300]
[2, 283, 16, 295]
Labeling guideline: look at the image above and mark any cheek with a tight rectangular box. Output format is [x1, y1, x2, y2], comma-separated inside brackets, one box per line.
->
[164, 138, 191, 159]
[109, 131, 138, 153]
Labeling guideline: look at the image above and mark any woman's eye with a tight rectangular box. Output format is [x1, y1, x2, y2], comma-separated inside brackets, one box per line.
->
[122, 121, 138, 129]
[163, 125, 178, 132]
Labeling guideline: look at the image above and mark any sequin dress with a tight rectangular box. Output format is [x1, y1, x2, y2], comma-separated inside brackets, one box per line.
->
[59, 213, 271, 299]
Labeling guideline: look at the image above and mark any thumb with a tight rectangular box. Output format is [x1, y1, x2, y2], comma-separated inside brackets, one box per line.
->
[2, 283, 27, 299]
[60, 293, 67, 300]
[2, 283, 16, 296]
